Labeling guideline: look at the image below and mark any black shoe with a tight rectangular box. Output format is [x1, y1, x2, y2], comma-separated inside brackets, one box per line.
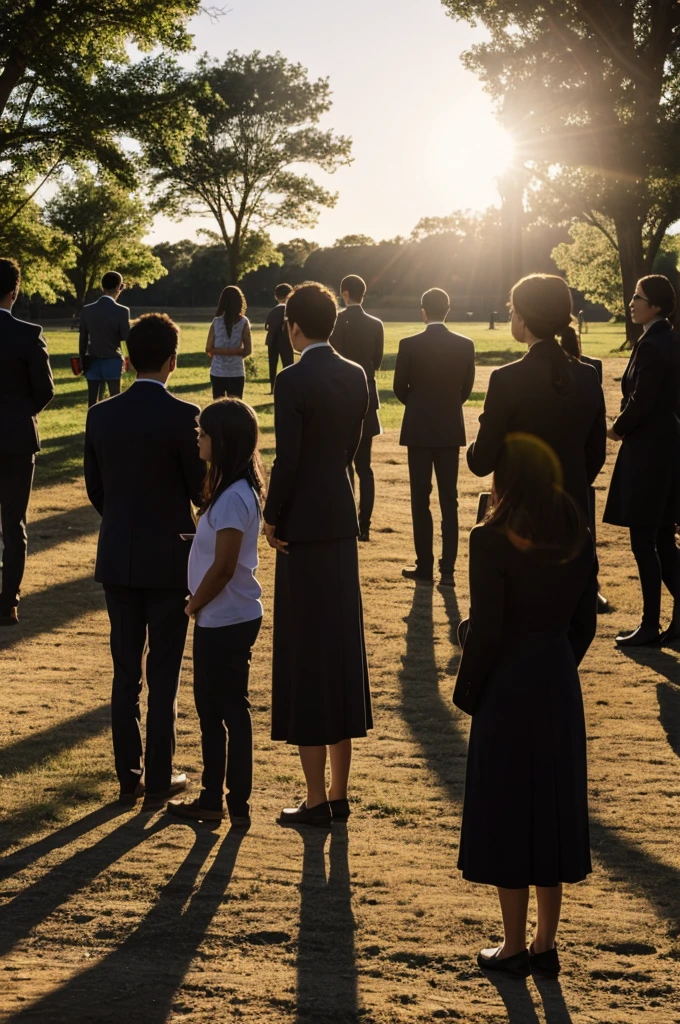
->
[0, 607, 18, 627]
[597, 592, 611, 614]
[529, 943, 560, 977]
[660, 623, 680, 646]
[477, 946, 530, 978]
[228, 813, 252, 829]
[402, 568, 433, 584]
[615, 624, 661, 647]
[278, 800, 332, 827]
[439, 573, 455, 588]
[359, 529, 370, 542]
[329, 798, 350, 822]
[118, 781, 145, 805]
[143, 772, 188, 807]
[167, 798, 225, 821]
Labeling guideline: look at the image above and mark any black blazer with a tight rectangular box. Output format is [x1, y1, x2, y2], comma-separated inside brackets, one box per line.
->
[263, 345, 369, 542]
[393, 323, 475, 448]
[84, 381, 205, 588]
[0, 310, 55, 455]
[581, 354, 603, 384]
[603, 319, 680, 528]
[467, 341, 606, 514]
[330, 305, 384, 437]
[265, 304, 294, 358]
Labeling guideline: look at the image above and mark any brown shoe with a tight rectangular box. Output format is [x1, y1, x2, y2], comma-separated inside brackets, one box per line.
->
[118, 781, 145, 805]
[167, 798, 225, 822]
[143, 772, 188, 808]
[0, 607, 18, 627]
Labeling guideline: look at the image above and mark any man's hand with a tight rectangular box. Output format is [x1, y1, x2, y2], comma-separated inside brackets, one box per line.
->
[185, 596, 198, 618]
[264, 521, 289, 553]
[607, 426, 622, 442]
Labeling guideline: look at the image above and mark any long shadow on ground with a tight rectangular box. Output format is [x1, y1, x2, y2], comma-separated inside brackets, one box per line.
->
[0, 573, 104, 651]
[27, 505, 99, 557]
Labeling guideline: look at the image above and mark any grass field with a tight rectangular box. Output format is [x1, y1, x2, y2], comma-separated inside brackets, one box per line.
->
[2, 321, 679, 1023]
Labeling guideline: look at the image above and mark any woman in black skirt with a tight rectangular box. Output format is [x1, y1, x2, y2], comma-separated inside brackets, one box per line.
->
[603, 274, 680, 647]
[454, 435, 595, 979]
[263, 283, 371, 827]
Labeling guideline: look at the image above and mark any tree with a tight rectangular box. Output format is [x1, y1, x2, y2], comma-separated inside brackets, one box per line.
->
[333, 234, 376, 247]
[277, 237, 320, 268]
[150, 51, 352, 283]
[441, 0, 680, 340]
[0, 185, 75, 302]
[45, 171, 166, 308]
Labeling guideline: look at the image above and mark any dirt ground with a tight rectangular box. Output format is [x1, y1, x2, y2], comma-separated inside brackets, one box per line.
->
[1, 359, 679, 1023]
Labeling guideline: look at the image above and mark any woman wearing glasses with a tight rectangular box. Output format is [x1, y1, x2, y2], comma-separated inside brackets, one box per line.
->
[604, 275, 680, 646]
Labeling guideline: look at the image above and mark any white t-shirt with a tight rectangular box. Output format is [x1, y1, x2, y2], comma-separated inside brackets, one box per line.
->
[188, 478, 263, 628]
[211, 316, 248, 378]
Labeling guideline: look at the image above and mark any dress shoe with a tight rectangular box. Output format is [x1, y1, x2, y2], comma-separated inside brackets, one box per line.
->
[167, 798, 225, 822]
[597, 592, 611, 614]
[143, 772, 188, 806]
[529, 943, 560, 977]
[118, 781, 145, 805]
[0, 607, 18, 627]
[615, 624, 661, 647]
[660, 622, 680, 646]
[402, 568, 433, 584]
[358, 529, 370, 542]
[477, 946, 530, 978]
[278, 800, 332, 827]
[228, 813, 251, 829]
[329, 798, 350, 822]
[439, 573, 455, 588]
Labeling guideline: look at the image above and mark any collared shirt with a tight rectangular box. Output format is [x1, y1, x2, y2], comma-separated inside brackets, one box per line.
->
[425, 321, 446, 327]
[0, 307, 12, 315]
[135, 377, 167, 388]
[642, 315, 663, 335]
[299, 341, 330, 359]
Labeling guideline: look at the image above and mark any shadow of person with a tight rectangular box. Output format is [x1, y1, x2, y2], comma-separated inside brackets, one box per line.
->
[6, 824, 247, 1023]
[532, 975, 575, 1024]
[295, 824, 357, 1023]
[657, 680, 680, 758]
[482, 972, 541, 1023]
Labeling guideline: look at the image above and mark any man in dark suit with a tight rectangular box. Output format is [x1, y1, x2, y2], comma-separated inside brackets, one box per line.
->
[79, 271, 131, 407]
[265, 283, 295, 392]
[330, 274, 384, 541]
[84, 313, 205, 805]
[394, 288, 475, 586]
[0, 258, 55, 626]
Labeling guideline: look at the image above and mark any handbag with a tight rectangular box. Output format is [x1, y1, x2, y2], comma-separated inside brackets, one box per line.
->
[70, 356, 82, 376]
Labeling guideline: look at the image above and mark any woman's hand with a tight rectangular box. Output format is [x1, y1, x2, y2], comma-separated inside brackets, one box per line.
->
[185, 596, 198, 618]
[607, 426, 622, 442]
[264, 521, 288, 553]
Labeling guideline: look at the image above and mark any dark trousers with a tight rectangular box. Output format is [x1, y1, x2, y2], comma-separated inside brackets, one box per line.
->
[87, 378, 121, 407]
[267, 341, 294, 392]
[211, 375, 245, 400]
[407, 446, 460, 576]
[348, 434, 375, 532]
[193, 616, 262, 814]
[630, 524, 680, 628]
[0, 453, 35, 613]
[104, 585, 189, 792]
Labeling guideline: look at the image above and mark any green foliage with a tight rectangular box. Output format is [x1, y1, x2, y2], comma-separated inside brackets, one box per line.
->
[333, 234, 376, 247]
[0, 184, 75, 302]
[45, 171, 166, 307]
[276, 237, 319, 268]
[149, 51, 352, 282]
[552, 222, 626, 316]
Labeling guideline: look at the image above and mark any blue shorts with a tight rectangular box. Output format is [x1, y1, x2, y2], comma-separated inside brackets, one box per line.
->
[85, 355, 123, 381]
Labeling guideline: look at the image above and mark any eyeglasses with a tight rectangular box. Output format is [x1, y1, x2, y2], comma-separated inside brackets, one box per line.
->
[631, 294, 650, 303]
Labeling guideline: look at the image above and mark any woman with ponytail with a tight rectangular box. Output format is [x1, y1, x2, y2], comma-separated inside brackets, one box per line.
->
[168, 398, 265, 826]
[604, 274, 680, 647]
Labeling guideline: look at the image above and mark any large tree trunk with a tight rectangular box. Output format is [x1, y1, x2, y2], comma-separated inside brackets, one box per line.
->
[614, 217, 645, 347]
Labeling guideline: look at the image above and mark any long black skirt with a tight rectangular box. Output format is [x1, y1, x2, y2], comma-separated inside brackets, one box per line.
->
[271, 537, 372, 745]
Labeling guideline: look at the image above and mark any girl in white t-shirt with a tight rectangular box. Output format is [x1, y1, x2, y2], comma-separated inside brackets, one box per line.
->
[168, 398, 264, 827]
[206, 285, 252, 400]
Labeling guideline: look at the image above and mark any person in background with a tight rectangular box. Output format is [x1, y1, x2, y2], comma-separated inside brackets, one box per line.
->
[79, 271, 130, 407]
[264, 283, 371, 828]
[394, 288, 475, 587]
[85, 313, 205, 806]
[330, 274, 384, 541]
[206, 285, 252, 400]
[0, 257, 55, 626]
[604, 274, 680, 647]
[169, 398, 264, 828]
[265, 283, 295, 392]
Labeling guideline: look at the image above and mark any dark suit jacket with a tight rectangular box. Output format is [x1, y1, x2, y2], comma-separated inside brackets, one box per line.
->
[330, 305, 384, 437]
[467, 341, 606, 514]
[393, 323, 475, 447]
[581, 354, 603, 384]
[0, 309, 55, 455]
[263, 345, 369, 542]
[265, 304, 294, 358]
[79, 295, 130, 360]
[84, 381, 205, 588]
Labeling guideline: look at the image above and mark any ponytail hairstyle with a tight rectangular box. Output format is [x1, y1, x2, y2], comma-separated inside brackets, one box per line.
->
[198, 398, 265, 519]
[638, 274, 677, 325]
[510, 274, 576, 394]
[215, 285, 247, 339]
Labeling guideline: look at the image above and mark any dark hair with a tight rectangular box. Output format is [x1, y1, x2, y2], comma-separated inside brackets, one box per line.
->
[127, 313, 179, 373]
[216, 285, 247, 338]
[638, 274, 677, 323]
[559, 327, 581, 360]
[341, 275, 366, 303]
[286, 282, 337, 340]
[486, 432, 586, 559]
[511, 274, 575, 395]
[102, 271, 123, 291]
[0, 258, 20, 298]
[198, 398, 265, 517]
[274, 283, 293, 302]
[421, 287, 450, 321]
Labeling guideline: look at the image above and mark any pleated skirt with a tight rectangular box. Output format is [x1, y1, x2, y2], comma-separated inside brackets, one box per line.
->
[271, 537, 372, 745]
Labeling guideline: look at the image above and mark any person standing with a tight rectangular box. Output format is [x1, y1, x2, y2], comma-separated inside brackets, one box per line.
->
[79, 271, 130, 407]
[264, 283, 371, 827]
[604, 274, 680, 647]
[84, 313, 205, 805]
[394, 288, 475, 586]
[331, 275, 384, 541]
[265, 283, 295, 392]
[206, 285, 252, 400]
[0, 258, 55, 626]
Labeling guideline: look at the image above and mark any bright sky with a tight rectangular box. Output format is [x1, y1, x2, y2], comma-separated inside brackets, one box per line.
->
[149, 0, 511, 247]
